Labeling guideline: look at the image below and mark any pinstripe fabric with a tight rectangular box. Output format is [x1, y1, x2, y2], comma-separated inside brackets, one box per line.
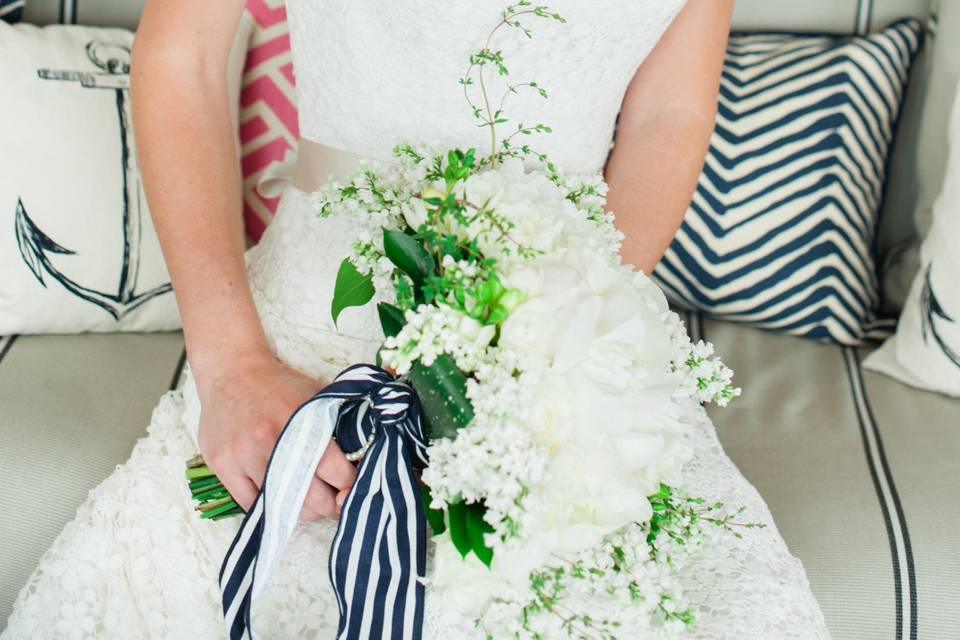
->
[0, 0, 24, 22]
[0, 335, 18, 363]
[220, 365, 428, 640]
[58, 0, 74, 24]
[168, 348, 187, 391]
[701, 317, 958, 639]
[856, 0, 875, 35]
[653, 19, 923, 345]
[843, 347, 917, 640]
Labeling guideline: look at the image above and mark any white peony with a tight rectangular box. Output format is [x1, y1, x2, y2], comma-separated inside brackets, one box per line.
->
[498, 251, 692, 558]
[426, 533, 505, 617]
[400, 197, 429, 230]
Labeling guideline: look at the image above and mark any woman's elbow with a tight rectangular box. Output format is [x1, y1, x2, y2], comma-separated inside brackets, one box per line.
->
[131, 36, 224, 94]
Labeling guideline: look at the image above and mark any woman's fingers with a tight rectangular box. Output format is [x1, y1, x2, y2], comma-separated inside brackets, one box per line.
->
[316, 441, 357, 491]
[301, 476, 338, 520]
[233, 431, 352, 521]
[220, 472, 259, 512]
[299, 506, 324, 522]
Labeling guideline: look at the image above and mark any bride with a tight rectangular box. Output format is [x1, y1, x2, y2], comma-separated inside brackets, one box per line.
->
[3, 1, 831, 638]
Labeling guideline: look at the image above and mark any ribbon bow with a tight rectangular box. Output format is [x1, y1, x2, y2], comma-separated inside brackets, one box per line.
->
[219, 364, 429, 640]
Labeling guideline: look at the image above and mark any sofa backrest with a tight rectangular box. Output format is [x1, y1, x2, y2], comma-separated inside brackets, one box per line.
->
[21, 0, 938, 32]
[22, 0, 141, 29]
[732, 0, 932, 32]
[18, 0, 951, 312]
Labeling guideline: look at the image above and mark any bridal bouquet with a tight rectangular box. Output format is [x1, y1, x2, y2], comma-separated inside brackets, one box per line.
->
[313, 143, 744, 636]
[206, 4, 754, 639]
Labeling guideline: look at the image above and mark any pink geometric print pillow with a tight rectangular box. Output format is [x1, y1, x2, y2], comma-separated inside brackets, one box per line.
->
[240, 0, 298, 243]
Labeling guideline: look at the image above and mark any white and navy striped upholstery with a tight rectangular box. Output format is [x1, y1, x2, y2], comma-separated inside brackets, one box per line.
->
[698, 313, 958, 640]
[0, 0, 23, 23]
[20, 0, 142, 29]
[653, 20, 924, 345]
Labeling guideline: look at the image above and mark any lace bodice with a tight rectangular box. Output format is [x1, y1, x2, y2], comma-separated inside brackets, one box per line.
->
[287, 0, 687, 175]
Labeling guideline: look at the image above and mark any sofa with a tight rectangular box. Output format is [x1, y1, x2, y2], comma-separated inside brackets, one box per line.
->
[1, 0, 957, 638]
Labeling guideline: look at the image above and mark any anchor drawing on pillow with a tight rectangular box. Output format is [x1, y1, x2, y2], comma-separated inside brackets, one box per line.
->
[14, 40, 172, 320]
[920, 263, 960, 369]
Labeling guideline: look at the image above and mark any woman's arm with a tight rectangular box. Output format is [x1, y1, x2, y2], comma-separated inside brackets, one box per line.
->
[133, 0, 264, 379]
[132, 0, 355, 518]
[604, 0, 733, 274]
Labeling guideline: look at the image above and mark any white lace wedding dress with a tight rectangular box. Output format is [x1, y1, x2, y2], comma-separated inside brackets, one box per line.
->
[3, 2, 831, 638]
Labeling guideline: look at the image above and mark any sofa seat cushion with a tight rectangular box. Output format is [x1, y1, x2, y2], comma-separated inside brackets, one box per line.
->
[0, 332, 184, 627]
[3, 321, 958, 638]
[700, 316, 959, 640]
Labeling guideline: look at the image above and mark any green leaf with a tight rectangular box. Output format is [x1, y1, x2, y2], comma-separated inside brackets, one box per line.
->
[408, 354, 474, 440]
[377, 302, 405, 338]
[465, 503, 494, 567]
[331, 258, 375, 326]
[383, 229, 434, 285]
[421, 484, 446, 536]
[447, 501, 471, 558]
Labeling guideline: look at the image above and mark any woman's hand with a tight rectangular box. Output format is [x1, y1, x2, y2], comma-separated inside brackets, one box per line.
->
[195, 351, 357, 521]
[134, 1, 355, 521]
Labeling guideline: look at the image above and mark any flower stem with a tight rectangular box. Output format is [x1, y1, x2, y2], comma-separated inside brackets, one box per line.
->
[185, 465, 215, 481]
[201, 500, 241, 520]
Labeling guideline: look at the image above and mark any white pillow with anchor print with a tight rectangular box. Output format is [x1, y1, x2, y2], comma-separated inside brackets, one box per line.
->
[0, 20, 251, 334]
[866, 78, 960, 398]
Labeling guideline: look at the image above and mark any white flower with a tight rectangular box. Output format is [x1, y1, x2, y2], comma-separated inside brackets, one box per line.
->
[456, 315, 496, 351]
[380, 304, 494, 375]
[425, 532, 508, 618]
[497, 254, 692, 555]
[463, 166, 507, 209]
[400, 198, 429, 230]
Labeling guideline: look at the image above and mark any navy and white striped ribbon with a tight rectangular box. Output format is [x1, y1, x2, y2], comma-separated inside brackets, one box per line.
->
[219, 364, 429, 640]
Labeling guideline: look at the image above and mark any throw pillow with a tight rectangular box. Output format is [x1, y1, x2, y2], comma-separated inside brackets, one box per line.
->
[1, 0, 23, 23]
[652, 19, 923, 344]
[865, 78, 960, 397]
[239, 0, 298, 244]
[0, 20, 250, 334]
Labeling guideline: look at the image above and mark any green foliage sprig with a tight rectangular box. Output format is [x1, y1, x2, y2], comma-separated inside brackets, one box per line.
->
[460, 1, 565, 174]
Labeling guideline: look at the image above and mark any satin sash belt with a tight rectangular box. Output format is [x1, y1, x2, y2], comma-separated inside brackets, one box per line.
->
[292, 138, 366, 192]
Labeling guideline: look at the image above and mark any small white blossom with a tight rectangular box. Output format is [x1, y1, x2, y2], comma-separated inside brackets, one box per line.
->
[664, 311, 743, 406]
[380, 304, 495, 375]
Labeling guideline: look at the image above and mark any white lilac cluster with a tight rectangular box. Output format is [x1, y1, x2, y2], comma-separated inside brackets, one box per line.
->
[312, 148, 437, 293]
[561, 172, 626, 253]
[436, 519, 707, 640]
[664, 312, 743, 407]
[424, 347, 548, 546]
[380, 303, 495, 375]
[422, 415, 547, 547]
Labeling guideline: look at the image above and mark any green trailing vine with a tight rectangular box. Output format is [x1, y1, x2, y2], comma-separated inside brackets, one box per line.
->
[460, 1, 565, 175]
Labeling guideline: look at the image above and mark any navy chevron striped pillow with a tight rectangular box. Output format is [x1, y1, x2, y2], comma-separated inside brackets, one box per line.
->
[0, 0, 24, 23]
[653, 19, 923, 345]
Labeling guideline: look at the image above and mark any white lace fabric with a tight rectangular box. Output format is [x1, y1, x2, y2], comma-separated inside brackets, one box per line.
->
[4, 2, 830, 637]
[287, 0, 688, 176]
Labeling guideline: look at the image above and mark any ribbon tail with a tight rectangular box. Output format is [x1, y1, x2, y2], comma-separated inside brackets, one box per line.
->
[219, 394, 343, 640]
[329, 421, 427, 640]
